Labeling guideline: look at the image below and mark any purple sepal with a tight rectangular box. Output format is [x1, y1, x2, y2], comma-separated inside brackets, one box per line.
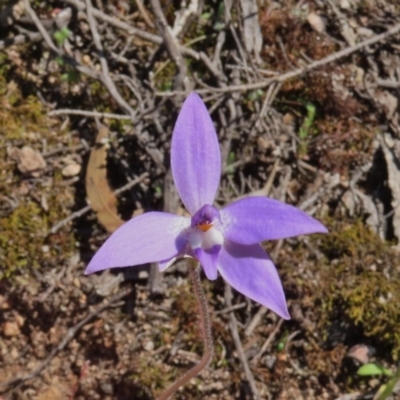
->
[171, 93, 221, 214]
[220, 196, 328, 245]
[85, 212, 190, 274]
[218, 241, 290, 319]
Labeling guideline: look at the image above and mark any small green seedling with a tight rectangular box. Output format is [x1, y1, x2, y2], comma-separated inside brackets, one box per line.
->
[226, 152, 236, 175]
[357, 363, 400, 400]
[357, 363, 393, 377]
[54, 27, 71, 47]
[298, 103, 316, 156]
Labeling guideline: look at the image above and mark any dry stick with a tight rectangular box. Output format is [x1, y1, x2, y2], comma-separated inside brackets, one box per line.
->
[0, 287, 131, 392]
[48, 109, 133, 120]
[150, 0, 190, 92]
[0, 32, 42, 50]
[63, 0, 224, 82]
[23, 0, 99, 80]
[85, 0, 135, 119]
[225, 284, 261, 400]
[25, 0, 129, 115]
[49, 172, 149, 234]
[156, 21, 400, 95]
[156, 259, 213, 400]
[84, 0, 164, 168]
[64, 0, 161, 45]
[250, 318, 284, 365]
[135, 0, 155, 28]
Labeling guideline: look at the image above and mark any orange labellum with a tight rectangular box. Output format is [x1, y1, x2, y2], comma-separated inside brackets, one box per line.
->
[198, 223, 212, 232]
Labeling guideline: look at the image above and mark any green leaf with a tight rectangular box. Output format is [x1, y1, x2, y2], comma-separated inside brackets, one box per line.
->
[54, 28, 71, 46]
[226, 152, 235, 175]
[201, 12, 212, 20]
[357, 363, 393, 377]
[375, 368, 400, 400]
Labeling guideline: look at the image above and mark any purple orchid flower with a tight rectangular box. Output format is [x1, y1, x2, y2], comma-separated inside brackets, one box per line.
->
[85, 92, 327, 319]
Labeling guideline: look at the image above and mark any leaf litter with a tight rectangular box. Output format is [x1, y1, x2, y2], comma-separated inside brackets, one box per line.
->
[1, 0, 400, 399]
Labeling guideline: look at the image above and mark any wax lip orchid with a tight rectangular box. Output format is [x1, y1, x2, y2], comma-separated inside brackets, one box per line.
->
[85, 92, 327, 319]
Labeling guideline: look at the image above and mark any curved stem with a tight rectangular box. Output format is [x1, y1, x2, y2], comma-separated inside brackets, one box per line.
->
[156, 259, 213, 400]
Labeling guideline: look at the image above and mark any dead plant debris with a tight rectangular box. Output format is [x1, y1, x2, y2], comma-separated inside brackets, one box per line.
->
[1, 0, 400, 399]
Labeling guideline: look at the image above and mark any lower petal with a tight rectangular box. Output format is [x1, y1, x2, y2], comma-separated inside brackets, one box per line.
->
[194, 245, 221, 280]
[85, 212, 190, 274]
[217, 241, 290, 319]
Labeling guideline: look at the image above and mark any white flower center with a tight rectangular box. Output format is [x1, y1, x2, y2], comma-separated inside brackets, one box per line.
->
[189, 226, 224, 250]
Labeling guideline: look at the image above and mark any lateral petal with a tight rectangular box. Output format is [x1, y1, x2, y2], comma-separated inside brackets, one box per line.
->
[85, 212, 190, 274]
[171, 92, 221, 214]
[220, 196, 328, 245]
[218, 241, 290, 319]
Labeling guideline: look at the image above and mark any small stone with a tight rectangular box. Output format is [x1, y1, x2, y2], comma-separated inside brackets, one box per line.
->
[8, 146, 47, 177]
[15, 314, 25, 327]
[61, 162, 81, 177]
[0, 296, 10, 310]
[10, 347, 19, 360]
[82, 54, 91, 65]
[340, 0, 351, 9]
[73, 277, 81, 288]
[100, 382, 114, 395]
[3, 321, 21, 337]
[144, 340, 154, 351]
[307, 12, 326, 33]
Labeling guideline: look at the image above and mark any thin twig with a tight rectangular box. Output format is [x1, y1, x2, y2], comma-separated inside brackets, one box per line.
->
[63, 0, 223, 81]
[85, 0, 135, 119]
[250, 318, 284, 365]
[225, 284, 261, 400]
[156, 21, 400, 95]
[0, 287, 131, 392]
[0, 32, 42, 50]
[156, 259, 213, 400]
[244, 306, 268, 337]
[23, 0, 99, 79]
[48, 109, 133, 119]
[150, 0, 189, 91]
[215, 302, 246, 315]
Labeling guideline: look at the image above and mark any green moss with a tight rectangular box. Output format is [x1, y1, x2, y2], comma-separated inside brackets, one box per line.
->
[285, 219, 400, 360]
[0, 59, 76, 280]
[0, 192, 76, 279]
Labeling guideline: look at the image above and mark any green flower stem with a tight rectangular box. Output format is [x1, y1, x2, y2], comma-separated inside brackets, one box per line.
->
[156, 259, 213, 400]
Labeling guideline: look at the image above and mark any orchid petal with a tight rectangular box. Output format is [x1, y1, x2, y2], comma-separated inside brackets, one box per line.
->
[194, 245, 220, 280]
[171, 92, 221, 214]
[218, 241, 290, 319]
[220, 197, 328, 245]
[85, 213, 190, 274]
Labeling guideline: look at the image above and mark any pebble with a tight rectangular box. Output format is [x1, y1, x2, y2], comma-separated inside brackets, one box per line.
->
[62, 162, 81, 177]
[3, 321, 21, 337]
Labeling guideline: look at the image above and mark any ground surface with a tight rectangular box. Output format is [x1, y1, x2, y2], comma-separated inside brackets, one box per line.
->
[1, 0, 400, 399]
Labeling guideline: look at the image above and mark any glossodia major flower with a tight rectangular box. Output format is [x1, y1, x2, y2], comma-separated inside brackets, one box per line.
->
[85, 92, 328, 319]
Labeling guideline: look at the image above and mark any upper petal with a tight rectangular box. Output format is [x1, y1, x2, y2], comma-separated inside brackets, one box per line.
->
[85, 212, 190, 274]
[220, 196, 328, 245]
[171, 92, 221, 214]
[218, 241, 290, 319]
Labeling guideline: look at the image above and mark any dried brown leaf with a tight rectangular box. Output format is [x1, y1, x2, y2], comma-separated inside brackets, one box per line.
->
[85, 126, 124, 233]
